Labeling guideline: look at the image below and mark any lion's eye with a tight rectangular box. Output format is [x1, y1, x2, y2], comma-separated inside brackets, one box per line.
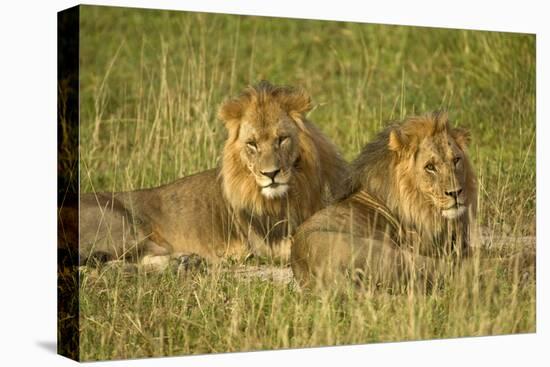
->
[453, 157, 461, 165]
[246, 141, 257, 151]
[278, 136, 290, 145]
[425, 163, 436, 172]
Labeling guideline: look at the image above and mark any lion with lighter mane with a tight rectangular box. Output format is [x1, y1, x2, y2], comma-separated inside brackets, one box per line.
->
[291, 112, 477, 288]
[59, 81, 348, 267]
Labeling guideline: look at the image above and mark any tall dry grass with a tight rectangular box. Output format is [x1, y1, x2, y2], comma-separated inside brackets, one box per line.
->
[75, 6, 535, 361]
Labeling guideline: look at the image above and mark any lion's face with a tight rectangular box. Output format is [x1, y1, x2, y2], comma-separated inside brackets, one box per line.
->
[413, 133, 468, 220]
[388, 112, 473, 222]
[218, 81, 349, 256]
[237, 108, 300, 199]
[219, 82, 315, 204]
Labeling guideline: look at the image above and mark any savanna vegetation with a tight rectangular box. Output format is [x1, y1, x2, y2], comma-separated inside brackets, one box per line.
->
[74, 5, 535, 361]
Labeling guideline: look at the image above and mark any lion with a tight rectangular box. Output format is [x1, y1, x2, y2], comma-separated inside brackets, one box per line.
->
[291, 111, 478, 288]
[59, 81, 349, 267]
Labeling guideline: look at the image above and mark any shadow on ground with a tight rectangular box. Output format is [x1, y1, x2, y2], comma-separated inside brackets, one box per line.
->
[36, 340, 57, 354]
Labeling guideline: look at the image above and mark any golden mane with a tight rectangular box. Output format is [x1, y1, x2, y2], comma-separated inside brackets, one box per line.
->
[291, 112, 479, 287]
[219, 81, 349, 246]
[73, 82, 348, 267]
[350, 111, 477, 254]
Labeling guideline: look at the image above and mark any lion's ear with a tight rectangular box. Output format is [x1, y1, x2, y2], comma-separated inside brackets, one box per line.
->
[433, 110, 449, 133]
[388, 129, 404, 152]
[286, 89, 313, 116]
[388, 128, 417, 153]
[451, 127, 471, 150]
[218, 98, 245, 126]
[277, 88, 313, 127]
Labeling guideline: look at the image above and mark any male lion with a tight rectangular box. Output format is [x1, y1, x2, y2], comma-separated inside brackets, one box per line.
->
[60, 81, 348, 267]
[291, 112, 477, 288]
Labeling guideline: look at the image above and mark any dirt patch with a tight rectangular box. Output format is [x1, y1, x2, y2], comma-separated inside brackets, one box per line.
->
[77, 234, 535, 285]
[227, 234, 536, 284]
[229, 265, 294, 284]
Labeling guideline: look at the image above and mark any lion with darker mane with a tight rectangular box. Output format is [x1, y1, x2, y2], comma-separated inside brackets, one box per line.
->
[291, 112, 477, 288]
[59, 81, 349, 266]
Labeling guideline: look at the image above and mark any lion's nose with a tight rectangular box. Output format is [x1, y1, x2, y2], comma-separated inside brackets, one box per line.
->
[261, 169, 280, 180]
[445, 188, 463, 199]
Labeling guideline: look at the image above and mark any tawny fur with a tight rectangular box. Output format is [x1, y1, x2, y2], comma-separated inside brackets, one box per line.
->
[61, 81, 349, 266]
[291, 112, 478, 287]
[350, 112, 477, 254]
[219, 81, 349, 257]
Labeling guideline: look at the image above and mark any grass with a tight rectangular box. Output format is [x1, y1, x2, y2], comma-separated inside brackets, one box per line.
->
[74, 5, 536, 361]
[79, 255, 534, 360]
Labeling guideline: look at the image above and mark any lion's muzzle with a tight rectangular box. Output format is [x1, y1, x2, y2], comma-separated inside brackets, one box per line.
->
[258, 169, 290, 199]
[442, 204, 466, 219]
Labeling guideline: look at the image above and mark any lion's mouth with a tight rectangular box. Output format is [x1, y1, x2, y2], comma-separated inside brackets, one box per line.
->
[261, 182, 289, 199]
[263, 182, 282, 189]
[442, 204, 466, 219]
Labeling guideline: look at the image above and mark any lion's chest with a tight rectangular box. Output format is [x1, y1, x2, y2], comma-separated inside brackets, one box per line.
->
[235, 209, 296, 250]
